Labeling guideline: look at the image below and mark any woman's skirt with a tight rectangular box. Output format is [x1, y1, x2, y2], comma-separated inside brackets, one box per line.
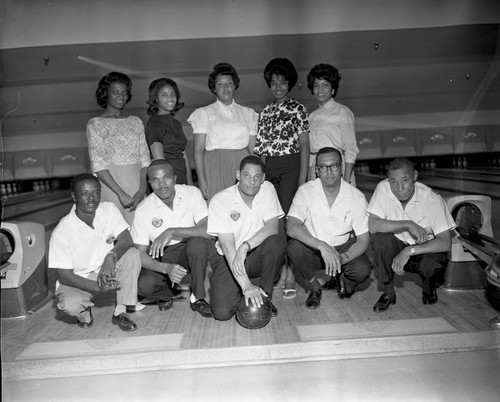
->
[100, 163, 142, 225]
[204, 148, 250, 199]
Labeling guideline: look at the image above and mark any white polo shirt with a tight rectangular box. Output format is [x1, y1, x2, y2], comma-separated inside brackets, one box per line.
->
[367, 179, 456, 245]
[207, 181, 284, 251]
[288, 178, 369, 247]
[131, 184, 208, 246]
[49, 202, 129, 278]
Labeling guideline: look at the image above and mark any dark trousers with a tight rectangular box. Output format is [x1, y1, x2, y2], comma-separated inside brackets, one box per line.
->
[287, 237, 372, 293]
[265, 153, 301, 214]
[370, 232, 448, 295]
[209, 235, 286, 321]
[138, 237, 209, 302]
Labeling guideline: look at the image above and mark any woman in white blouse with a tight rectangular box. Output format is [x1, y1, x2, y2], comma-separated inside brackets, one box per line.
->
[307, 64, 359, 185]
[188, 63, 258, 200]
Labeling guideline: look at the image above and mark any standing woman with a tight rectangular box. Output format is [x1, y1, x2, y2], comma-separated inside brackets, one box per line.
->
[254, 58, 310, 297]
[87, 72, 151, 225]
[307, 64, 359, 185]
[188, 62, 258, 200]
[145, 78, 193, 185]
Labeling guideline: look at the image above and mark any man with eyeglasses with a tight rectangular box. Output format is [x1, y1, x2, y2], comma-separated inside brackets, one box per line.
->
[368, 157, 455, 312]
[286, 147, 372, 309]
[130, 160, 214, 318]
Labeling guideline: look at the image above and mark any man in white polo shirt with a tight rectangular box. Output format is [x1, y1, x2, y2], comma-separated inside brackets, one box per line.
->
[207, 155, 287, 321]
[49, 174, 141, 331]
[287, 147, 372, 309]
[131, 160, 213, 318]
[368, 157, 455, 312]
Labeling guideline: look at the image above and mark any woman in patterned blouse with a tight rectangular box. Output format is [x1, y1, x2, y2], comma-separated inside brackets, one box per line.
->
[145, 78, 193, 185]
[307, 64, 359, 185]
[254, 58, 310, 297]
[86, 72, 151, 224]
[188, 63, 258, 200]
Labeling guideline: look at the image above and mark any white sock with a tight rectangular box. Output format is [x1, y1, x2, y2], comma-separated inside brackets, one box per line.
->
[190, 293, 197, 303]
[114, 304, 126, 316]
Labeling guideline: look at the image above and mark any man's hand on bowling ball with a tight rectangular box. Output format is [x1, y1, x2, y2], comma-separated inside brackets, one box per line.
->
[243, 285, 268, 308]
[407, 221, 428, 244]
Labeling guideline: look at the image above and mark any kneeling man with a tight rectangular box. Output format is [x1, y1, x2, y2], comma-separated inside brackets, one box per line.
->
[49, 174, 141, 331]
[131, 160, 213, 317]
[207, 155, 286, 321]
[368, 157, 455, 312]
[287, 147, 372, 309]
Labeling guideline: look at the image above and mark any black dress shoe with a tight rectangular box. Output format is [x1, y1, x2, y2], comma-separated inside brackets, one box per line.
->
[111, 313, 138, 332]
[338, 288, 354, 299]
[338, 275, 354, 299]
[190, 299, 214, 318]
[269, 300, 278, 317]
[305, 289, 322, 309]
[422, 289, 438, 305]
[77, 308, 93, 328]
[373, 293, 396, 312]
[159, 299, 174, 311]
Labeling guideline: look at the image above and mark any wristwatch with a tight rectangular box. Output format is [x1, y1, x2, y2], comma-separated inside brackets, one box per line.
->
[410, 247, 416, 255]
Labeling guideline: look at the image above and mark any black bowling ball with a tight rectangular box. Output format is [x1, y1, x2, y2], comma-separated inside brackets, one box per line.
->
[235, 296, 272, 329]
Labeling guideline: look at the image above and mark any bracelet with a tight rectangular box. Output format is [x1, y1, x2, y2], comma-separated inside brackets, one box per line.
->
[242, 241, 251, 252]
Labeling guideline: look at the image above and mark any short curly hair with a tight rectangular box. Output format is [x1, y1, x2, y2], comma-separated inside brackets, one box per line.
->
[263, 58, 298, 90]
[208, 63, 240, 94]
[146, 78, 184, 116]
[95, 72, 133, 109]
[307, 64, 341, 98]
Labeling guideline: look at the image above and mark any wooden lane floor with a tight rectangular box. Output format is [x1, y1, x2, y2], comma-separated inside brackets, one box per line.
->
[3, 172, 500, 381]
[3, 269, 500, 380]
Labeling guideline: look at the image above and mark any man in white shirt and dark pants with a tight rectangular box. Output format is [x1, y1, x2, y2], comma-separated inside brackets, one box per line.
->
[207, 155, 286, 321]
[367, 157, 455, 312]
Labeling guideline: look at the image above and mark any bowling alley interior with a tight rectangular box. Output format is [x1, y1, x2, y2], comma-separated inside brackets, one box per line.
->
[2, 1, 500, 401]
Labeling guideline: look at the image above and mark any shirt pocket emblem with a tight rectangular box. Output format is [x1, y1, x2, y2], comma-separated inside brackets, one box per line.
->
[152, 217, 163, 228]
[106, 235, 116, 244]
[230, 210, 240, 221]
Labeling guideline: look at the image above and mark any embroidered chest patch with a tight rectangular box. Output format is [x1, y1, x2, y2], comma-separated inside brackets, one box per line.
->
[230, 210, 240, 221]
[152, 217, 163, 228]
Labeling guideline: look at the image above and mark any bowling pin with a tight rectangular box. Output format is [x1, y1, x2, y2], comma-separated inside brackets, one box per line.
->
[462, 157, 468, 168]
[430, 159, 436, 169]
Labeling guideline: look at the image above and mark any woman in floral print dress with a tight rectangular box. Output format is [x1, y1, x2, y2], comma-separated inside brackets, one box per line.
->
[254, 58, 310, 298]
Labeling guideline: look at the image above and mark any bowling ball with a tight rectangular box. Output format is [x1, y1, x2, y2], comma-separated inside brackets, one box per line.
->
[235, 296, 272, 330]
